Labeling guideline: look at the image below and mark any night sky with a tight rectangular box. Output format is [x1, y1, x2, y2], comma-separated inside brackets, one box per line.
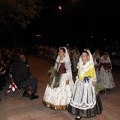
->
[6, 0, 120, 48]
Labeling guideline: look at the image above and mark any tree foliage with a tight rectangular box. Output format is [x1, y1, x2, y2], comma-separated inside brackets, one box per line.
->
[0, 0, 43, 29]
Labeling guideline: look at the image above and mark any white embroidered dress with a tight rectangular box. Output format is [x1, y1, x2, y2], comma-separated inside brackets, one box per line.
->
[43, 47, 74, 110]
[72, 51, 80, 72]
[97, 56, 115, 90]
[70, 50, 96, 110]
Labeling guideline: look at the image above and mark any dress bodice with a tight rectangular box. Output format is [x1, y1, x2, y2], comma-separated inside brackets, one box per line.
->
[100, 62, 111, 70]
[78, 62, 95, 81]
[56, 63, 66, 76]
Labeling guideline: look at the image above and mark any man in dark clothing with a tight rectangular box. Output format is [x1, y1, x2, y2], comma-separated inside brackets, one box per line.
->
[12, 54, 39, 100]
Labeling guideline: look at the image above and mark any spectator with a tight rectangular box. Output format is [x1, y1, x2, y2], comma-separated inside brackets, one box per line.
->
[12, 54, 39, 100]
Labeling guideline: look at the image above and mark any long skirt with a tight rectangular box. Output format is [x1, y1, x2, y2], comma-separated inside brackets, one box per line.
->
[98, 69, 115, 90]
[43, 73, 74, 110]
[68, 94, 102, 118]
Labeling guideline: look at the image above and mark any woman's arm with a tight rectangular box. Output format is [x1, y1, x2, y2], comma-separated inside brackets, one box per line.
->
[54, 62, 58, 70]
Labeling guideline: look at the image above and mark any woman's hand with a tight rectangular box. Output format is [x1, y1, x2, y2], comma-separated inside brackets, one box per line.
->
[66, 80, 69, 85]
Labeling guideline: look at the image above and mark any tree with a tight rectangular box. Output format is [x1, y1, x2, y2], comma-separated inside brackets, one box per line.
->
[0, 0, 43, 47]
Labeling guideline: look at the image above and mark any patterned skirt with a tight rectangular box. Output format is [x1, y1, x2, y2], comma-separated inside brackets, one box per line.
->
[68, 94, 102, 118]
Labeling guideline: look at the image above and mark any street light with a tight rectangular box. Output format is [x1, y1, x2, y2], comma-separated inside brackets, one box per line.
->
[58, 6, 62, 10]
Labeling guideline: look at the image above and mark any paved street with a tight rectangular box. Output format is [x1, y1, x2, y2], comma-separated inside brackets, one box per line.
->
[0, 56, 120, 120]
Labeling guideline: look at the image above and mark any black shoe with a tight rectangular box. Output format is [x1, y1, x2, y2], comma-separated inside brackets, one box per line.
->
[30, 94, 39, 100]
[23, 92, 30, 97]
[75, 117, 82, 120]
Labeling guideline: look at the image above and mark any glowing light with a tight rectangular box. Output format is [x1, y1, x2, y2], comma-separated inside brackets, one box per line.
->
[58, 6, 62, 10]
[36, 34, 41, 37]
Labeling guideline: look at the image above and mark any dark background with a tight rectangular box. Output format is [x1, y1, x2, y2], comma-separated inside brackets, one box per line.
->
[1, 0, 120, 49]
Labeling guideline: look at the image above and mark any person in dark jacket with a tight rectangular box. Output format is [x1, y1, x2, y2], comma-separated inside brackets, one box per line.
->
[12, 54, 39, 100]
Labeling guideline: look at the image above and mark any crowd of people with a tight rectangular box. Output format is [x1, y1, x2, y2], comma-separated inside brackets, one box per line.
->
[37, 44, 115, 91]
[42, 47, 103, 120]
[0, 45, 116, 119]
[0, 48, 21, 100]
[0, 48, 39, 100]
[36, 45, 115, 119]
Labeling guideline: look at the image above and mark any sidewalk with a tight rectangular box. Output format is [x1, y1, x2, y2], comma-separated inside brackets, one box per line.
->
[0, 56, 120, 120]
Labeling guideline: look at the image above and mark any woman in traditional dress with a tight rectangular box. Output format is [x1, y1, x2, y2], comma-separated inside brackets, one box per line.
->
[93, 50, 101, 64]
[72, 48, 80, 73]
[93, 55, 99, 79]
[97, 53, 115, 90]
[52, 47, 58, 61]
[44, 45, 50, 58]
[43, 47, 74, 110]
[39, 45, 44, 56]
[68, 49, 102, 120]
